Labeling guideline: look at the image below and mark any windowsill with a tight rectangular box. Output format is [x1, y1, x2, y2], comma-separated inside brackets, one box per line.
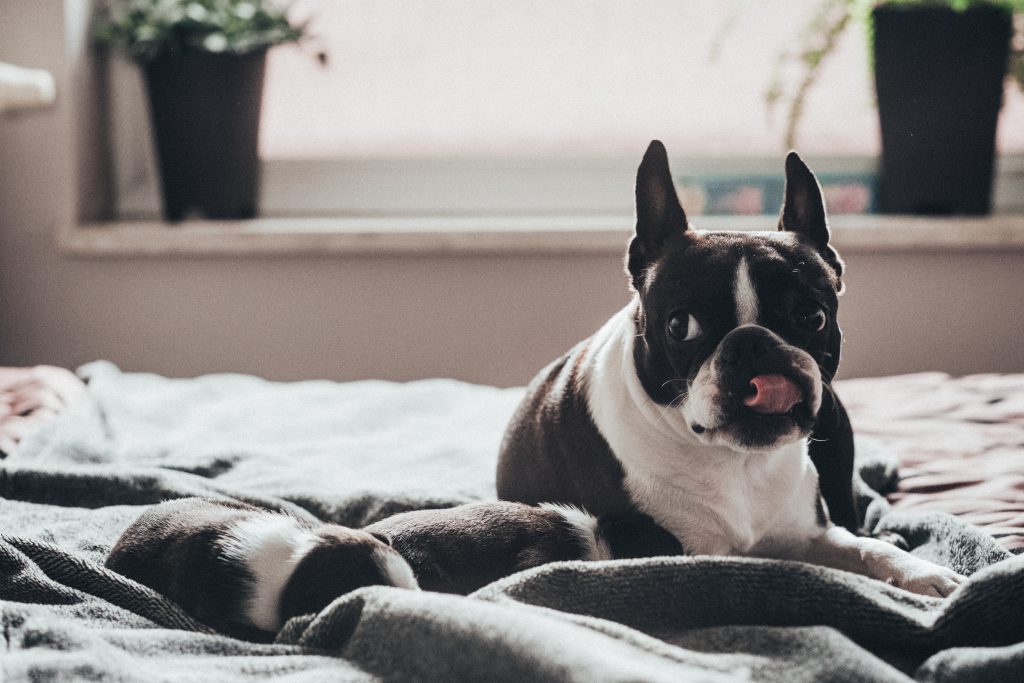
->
[61, 213, 1024, 258]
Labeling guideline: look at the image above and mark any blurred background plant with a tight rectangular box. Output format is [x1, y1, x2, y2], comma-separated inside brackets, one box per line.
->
[93, 0, 306, 62]
[91, 0, 316, 221]
[748, 0, 1024, 149]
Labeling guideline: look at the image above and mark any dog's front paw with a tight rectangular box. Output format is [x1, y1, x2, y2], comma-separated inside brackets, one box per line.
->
[868, 551, 965, 597]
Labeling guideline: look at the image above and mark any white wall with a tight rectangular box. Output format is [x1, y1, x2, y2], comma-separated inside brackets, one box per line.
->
[1, 1, 1021, 386]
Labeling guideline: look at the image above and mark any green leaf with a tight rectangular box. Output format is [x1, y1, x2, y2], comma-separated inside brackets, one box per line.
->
[93, 0, 305, 61]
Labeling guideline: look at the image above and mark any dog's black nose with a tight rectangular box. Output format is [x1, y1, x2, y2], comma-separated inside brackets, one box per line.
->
[719, 325, 775, 366]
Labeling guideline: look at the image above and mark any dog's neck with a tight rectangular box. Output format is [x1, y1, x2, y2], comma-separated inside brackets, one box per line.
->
[583, 300, 818, 555]
[584, 301, 704, 459]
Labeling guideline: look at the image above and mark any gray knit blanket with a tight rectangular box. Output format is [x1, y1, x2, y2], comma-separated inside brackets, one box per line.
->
[1, 361, 1020, 682]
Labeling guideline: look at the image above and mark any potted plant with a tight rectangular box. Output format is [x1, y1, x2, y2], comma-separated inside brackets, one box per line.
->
[94, 0, 306, 221]
[767, 0, 1020, 215]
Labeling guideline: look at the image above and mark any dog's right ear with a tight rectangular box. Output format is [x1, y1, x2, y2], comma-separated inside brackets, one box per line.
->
[779, 151, 844, 292]
[628, 140, 688, 288]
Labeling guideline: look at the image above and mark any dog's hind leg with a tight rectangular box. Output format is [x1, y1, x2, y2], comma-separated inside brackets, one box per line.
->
[597, 512, 684, 559]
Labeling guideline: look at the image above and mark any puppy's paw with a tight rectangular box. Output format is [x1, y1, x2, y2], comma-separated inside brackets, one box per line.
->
[871, 552, 965, 597]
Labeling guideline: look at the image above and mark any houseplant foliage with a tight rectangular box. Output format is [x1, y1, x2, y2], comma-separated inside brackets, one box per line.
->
[95, 0, 304, 62]
[94, 1, 307, 221]
[768, 0, 1023, 150]
[768, 0, 1020, 214]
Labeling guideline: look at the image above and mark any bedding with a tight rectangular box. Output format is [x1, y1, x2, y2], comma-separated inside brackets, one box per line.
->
[1, 361, 1022, 682]
[840, 372, 1024, 552]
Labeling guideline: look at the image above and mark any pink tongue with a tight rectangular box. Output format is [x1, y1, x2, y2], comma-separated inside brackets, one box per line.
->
[743, 374, 802, 415]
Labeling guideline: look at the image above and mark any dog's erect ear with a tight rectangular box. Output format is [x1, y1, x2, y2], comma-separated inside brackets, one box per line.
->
[779, 151, 844, 290]
[628, 140, 689, 287]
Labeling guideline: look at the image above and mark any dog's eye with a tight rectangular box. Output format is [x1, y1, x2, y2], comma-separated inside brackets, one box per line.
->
[794, 302, 827, 332]
[667, 313, 702, 342]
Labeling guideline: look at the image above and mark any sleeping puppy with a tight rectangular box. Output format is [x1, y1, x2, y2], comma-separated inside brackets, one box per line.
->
[365, 501, 680, 593]
[366, 501, 608, 594]
[497, 141, 966, 597]
[107, 498, 655, 637]
[106, 498, 418, 639]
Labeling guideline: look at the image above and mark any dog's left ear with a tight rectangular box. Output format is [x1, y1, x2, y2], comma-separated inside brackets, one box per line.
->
[628, 140, 689, 289]
[779, 151, 844, 291]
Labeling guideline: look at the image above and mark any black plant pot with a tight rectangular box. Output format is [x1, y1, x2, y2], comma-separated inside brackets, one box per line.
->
[144, 50, 267, 221]
[873, 5, 1012, 215]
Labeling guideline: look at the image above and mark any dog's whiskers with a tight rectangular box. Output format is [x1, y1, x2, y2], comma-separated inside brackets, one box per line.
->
[654, 390, 689, 425]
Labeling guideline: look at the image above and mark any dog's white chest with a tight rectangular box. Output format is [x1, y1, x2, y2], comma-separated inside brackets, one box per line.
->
[583, 307, 820, 556]
[620, 448, 814, 555]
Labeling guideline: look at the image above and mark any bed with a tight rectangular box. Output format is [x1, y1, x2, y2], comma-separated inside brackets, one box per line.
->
[1, 361, 1022, 681]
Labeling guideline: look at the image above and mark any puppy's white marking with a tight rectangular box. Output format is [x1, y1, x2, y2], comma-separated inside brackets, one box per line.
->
[734, 256, 760, 325]
[540, 503, 613, 561]
[220, 513, 318, 632]
[373, 546, 420, 590]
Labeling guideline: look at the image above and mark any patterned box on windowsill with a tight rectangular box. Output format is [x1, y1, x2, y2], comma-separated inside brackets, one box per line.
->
[676, 172, 878, 216]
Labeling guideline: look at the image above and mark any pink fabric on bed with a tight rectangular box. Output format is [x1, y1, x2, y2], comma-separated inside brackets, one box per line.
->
[838, 372, 1024, 551]
[0, 366, 86, 456]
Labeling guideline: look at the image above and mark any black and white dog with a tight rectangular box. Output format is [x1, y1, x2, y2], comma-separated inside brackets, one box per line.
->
[106, 498, 417, 638]
[497, 141, 964, 597]
[106, 498, 621, 637]
[105, 143, 961, 637]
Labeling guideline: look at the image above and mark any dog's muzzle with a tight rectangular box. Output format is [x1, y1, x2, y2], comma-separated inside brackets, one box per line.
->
[715, 325, 822, 419]
[681, 325, 824, 450]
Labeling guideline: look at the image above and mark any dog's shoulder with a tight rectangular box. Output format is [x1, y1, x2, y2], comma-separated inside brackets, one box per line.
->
[497, 336, 633, 517]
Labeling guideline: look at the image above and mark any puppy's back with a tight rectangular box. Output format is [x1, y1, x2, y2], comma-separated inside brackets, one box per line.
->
[106, 498, 262, 635]
[107, 498, 418, 637]
[366, 501, 611, 594]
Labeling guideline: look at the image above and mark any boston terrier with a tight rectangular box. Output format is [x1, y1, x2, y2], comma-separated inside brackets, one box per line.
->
[497, 141, 965, 597]
[366, 502, 683, 592]
[106, 498, 418, 639]
[107, 498, 632, 637]
[366, 500, 618, 594]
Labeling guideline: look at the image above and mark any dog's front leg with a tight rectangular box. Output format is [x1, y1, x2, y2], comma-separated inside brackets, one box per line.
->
[802, 526, 965, 597]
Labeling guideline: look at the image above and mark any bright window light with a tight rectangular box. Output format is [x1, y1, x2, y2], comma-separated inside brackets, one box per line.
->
[260, 0, 1024, 161]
